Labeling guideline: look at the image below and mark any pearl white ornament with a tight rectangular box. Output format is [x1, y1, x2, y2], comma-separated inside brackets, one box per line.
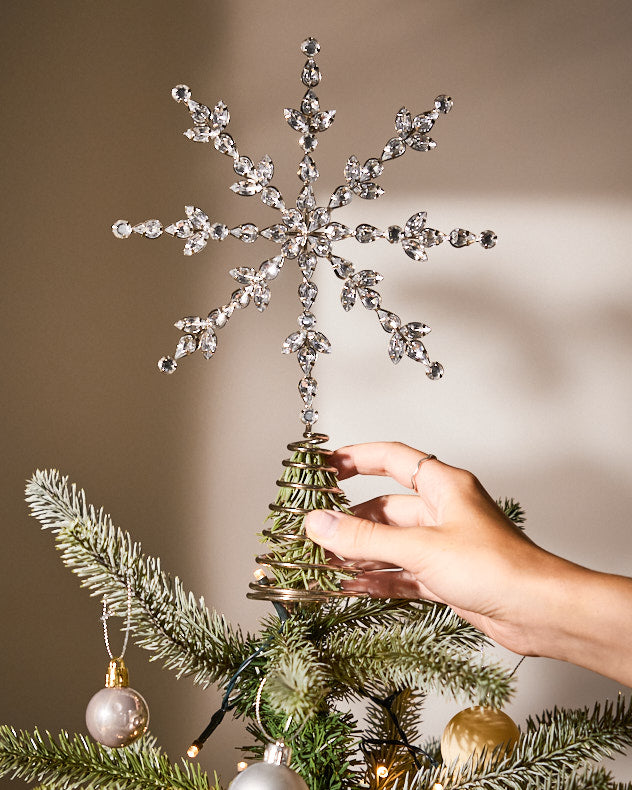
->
[85, 658, 149, 748]
[229, 741, 308, 790]
[440, 705, 519, 771]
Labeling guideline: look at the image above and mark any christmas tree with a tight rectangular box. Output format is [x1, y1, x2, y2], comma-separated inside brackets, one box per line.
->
[2, 36, 632, 790]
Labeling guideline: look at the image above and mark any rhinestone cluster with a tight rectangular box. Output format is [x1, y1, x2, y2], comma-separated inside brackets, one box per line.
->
[113, 37, 496, 430]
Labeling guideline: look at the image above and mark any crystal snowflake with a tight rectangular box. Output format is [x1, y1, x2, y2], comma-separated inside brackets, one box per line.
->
[112, 36, 496, 429]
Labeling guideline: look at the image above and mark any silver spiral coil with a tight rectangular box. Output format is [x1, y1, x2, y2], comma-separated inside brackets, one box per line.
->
[248, 432, 364, 604]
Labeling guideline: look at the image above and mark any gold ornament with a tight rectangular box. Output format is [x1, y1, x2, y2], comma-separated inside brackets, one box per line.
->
[440, 705, 519, 771]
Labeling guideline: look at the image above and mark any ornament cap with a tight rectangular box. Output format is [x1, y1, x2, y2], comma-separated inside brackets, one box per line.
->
[105, 657, 129, 688]
[264, 740, 292, 766]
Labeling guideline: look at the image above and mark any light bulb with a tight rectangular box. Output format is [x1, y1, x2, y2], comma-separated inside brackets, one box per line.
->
[237, 761, 248, 772]
[376, 765, 389, 779]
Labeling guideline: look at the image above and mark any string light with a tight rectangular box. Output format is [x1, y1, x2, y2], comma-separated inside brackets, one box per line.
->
[376, 764, 389, 779]
[432, 784, 444, 790]
[237, 761, 248, 772]
[187, 743, 200, 758]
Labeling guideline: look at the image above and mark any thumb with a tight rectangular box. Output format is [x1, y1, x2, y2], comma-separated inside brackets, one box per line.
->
[304, 509, 421, 568]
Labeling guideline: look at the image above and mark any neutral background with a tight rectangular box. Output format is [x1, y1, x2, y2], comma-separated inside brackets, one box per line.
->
[2, 0, 632, 785]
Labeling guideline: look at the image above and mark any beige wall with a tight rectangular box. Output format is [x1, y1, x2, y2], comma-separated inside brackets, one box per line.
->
[2, 1, 631, 785]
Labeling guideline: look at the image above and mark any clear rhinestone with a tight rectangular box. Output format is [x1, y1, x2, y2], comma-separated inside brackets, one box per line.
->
[388, 332, 405, 364]
[359, 288, 381, 310]
[298, 376, 317, 401]
[330, 256, 355, 279]
[363, 158, 384, 180]
[183, 232, 208, 256]
[186, 206, 210, 229]
[211, 101, 230, 128]
[309, 208, 329, 229]
[381, 137, 406, 161]
[230, 180, 259, 196]
[298, 311, 316, 330]
[184, 126, 213, 143]
[298, 155, 319, 182]
[313, 238, 331, 257]
[401, 321, 431, 339]
[301, 90, 320, 116]
[355, 224, 379, 243]
[253, 286, 271, 312]
[312, 110, 336, 131]
[406, 339, 430, 364]
[324, 222, 351, 241]
[165, 220, 193, 238]
[231, 289, 251, 309]
[310, 331, 331, 353]
[208, 308, 228, 328]
[233, 156, 255, 178]
[297, 346, 316, 374]
[283, 330, 306, 354]
[298, 252, 317, 279]
[402, 238, 427, 262]
[427, 361, 444, 380]
[175, 334, 196, 360]
[214, 133, 237, 156]
[296, 184, 316, 211]
[259, 256, 284, 280]
[199, 329, 217, 359]
[209, 222, 229, 241]
[413, 113, 435, 133]
[300, 133, 317, 152]
[261, 186, 285, 210]
[256, 154, 274, 183]
[355, 182, 385, 200]
[158, 355, 177, 374]
[479, 230, 497, 249]
[422, 228, 444, 247]
[284, 108, 310, 133]
[301, 37, 320, 56]
[406, 133, 436, 152]
[344, 155, 361, 183]
[112, 219, 132, 239]
[299, 280, 318, 308]
[449, 228, 475, 248]
[354, 270, 383, 288]
[132, 222, 146, 234]
[405, 212, 427, 237]
[395, 107, 413, 134]
[282, 209, 304, 230]
[172, 84, 191, 103]
[190, 102, 210, 124]
[260, 224, 287, 243]
[230, 267, 256, 284]
[377, 309, 401, 332]
[302, 59, 321, 87]
[282, 238, 302, 258]
[301, 407, 319, 425]
[340, 283, 356, 311]
[230, 224, 258, 243]
[174, 316, 204, 333]
[222, 302, 235, 317]
[387, 225, 404, 243]
[328, 185, 353, 208]
[434, 95, 453, 114]
[142, 219, 163, 238]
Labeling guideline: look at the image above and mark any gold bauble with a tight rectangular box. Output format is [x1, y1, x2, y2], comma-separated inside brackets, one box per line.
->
[440, 706, 519, 771]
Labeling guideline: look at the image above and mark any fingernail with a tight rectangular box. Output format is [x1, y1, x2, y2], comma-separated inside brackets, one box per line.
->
[305, 510, 341, 538]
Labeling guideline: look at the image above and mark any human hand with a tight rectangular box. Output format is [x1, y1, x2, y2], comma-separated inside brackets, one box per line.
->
[304, 442, 632, 685]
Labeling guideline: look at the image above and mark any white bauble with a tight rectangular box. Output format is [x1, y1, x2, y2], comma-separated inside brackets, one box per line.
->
[229, 741, 308, 790]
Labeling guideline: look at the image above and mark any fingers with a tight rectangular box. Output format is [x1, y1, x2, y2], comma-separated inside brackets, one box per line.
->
[352, 494, 435, 527]
[304, 508, 427, 569]
[342, 569, 443, 602]
[331, 441, 431, 488]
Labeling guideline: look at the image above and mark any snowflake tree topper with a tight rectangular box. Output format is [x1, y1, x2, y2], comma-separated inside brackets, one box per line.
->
[112, 36, 497, 431]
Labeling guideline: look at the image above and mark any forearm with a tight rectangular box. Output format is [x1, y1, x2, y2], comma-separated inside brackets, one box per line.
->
[532, 554, 632, 686]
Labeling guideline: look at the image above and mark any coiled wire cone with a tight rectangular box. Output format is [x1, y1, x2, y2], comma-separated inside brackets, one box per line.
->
[248, 432, 364, 603]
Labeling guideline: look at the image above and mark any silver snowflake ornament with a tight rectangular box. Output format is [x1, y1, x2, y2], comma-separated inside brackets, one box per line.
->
[113, 37, 497, 429]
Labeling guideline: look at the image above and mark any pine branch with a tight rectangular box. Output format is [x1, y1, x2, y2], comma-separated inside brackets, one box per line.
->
[415, 697, 632, 790]
[325, 606, 513, 708]
[25, 470, 249, 688]
[496, 497, 526, 529]
[0, 727, 218, 790]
